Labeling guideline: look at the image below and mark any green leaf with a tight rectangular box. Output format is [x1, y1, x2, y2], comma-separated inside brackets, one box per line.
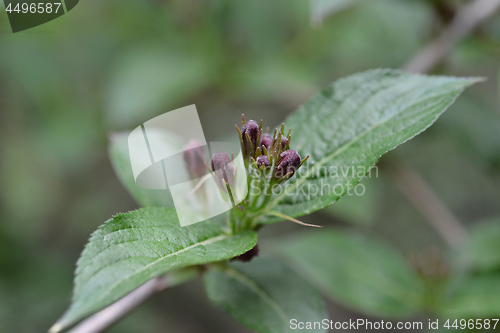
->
[51, 207, 257, 332]
[108, 131, 178, 208]
[457, 218, 500, 272]
[321, 175, 380, 225]
[273, 229, 424, 318]
[205, 257, 327, 333]
[443, 273, 500, 317]
[263, 69, 483, 223]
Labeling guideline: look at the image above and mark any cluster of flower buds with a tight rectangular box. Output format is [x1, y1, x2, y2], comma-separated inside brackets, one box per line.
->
[205, 115, 308, 208]
[203, 115, 311, 240]
[235, 115, 308, 183]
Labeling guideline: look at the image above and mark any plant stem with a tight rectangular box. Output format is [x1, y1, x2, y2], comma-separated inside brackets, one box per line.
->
[392, 0, 500, 247]
[64, 268, 200, 333]
[389, 161, 467, 248]
[404, 0, 500, 73]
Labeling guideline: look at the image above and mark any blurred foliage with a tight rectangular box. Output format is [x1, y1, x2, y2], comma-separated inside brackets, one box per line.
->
[457, 217, 500, 272]
[205, 257, 327, 333]
[108, 132, 176, 208]
[0, 0, 500, 332]
[271, 229, 425, 318]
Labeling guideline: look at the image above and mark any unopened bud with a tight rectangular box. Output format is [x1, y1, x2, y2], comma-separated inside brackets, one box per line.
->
[211, 152, 235, 189]
[280, 135, 287, 149]
[256, 155, 270, 169]
[275, 150, 301, 178]
[241, 120, 259, 156]
[259, 133, 272, 150]
[183, 140, 206, 178]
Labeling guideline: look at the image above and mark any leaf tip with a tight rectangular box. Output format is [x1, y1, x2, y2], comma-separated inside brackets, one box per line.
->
[458, 76, 487, 87]
[471, 76, 487, 83]
[48, 323, 62, 333]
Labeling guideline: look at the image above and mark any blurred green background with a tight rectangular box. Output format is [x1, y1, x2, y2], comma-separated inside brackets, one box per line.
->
[1, 0, 500, 332]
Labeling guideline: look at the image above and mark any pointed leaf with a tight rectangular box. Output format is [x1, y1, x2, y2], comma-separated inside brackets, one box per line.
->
[205, 257, 327, 333]
[51, 207, 257, 332]
[262, 69, 483, 223]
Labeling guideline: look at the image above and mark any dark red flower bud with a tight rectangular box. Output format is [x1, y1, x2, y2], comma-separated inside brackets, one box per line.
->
[211, 152, 235, 189]
[256, 155, 270, 169]
[234, 244, 259, 262]
[241, 120, 259, 156]
[275, 150, 301, 178]
[259, 133, 272, 150]
[183, 140, 206, 178]
[280, 135, 287, 149]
